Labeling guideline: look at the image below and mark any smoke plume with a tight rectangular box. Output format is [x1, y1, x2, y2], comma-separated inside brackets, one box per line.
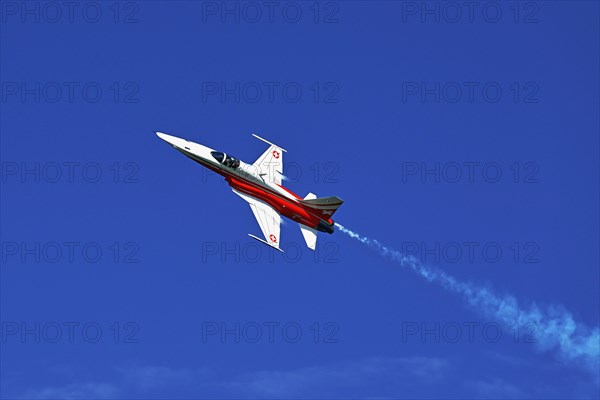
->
[335, 223, 599, 375]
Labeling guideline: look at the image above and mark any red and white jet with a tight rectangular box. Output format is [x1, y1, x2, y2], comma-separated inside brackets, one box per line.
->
[157, 132, 343, 252]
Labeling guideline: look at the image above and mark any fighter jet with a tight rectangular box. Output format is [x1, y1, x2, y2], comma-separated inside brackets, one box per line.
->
[156, 132, 343, 252]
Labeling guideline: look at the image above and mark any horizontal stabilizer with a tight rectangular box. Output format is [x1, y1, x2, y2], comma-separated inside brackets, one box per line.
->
[298, 196, 344, 218]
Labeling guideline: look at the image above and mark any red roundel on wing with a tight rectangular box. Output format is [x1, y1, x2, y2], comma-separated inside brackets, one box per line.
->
[272, 150, 280, 159]
[269, 234, 277, 243]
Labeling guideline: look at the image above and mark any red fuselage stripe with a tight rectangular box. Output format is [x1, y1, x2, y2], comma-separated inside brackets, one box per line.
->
[188, 154, 332, 225]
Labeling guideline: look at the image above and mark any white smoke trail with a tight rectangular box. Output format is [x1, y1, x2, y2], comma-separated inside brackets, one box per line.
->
[335, 223, 600, 375]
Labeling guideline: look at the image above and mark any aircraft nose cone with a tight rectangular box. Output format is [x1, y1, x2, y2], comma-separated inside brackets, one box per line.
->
[156, 131, 173, 142]
[156, 132, 186, 148]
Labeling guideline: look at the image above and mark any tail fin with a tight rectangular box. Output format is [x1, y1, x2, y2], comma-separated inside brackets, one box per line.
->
[299, 194, 344, 218]
[299, 225, 317, 250]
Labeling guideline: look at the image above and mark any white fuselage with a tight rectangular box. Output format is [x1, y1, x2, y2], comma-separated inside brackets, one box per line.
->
[156, 132, 297, 202]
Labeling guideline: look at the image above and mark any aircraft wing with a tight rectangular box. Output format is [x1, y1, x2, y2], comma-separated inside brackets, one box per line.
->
[232, 189, 282, 251]
[252, 134, 286, 186]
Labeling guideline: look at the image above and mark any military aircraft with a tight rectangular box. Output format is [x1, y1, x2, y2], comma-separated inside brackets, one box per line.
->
[157, 132, 343, 252]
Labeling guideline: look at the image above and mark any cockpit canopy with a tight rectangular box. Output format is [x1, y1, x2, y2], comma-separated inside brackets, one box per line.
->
[211, 151, 240, 169]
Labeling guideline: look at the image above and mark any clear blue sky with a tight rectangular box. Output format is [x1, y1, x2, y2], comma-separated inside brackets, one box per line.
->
[1, 1, 599, 398]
